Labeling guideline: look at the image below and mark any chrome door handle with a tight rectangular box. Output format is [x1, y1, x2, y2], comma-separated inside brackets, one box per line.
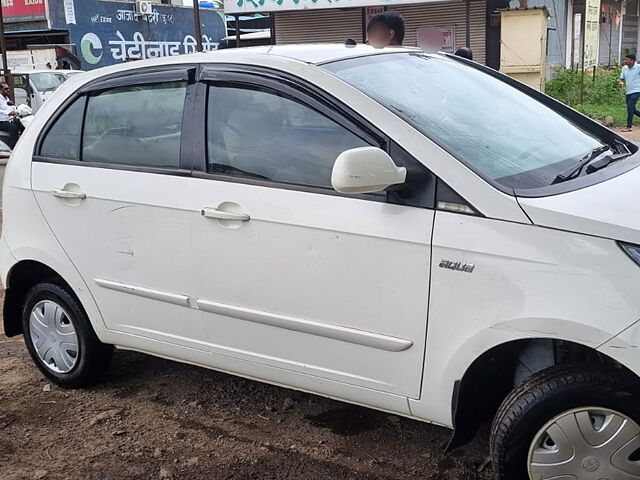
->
[201, 207, 250, 222]
[52, 189, 86, 200]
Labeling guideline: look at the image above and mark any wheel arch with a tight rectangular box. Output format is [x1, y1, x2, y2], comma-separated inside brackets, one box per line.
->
[3, 259, 77, 337]
[446, 337, 637, 452]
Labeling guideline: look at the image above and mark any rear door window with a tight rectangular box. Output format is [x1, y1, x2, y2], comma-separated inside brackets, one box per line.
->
[82, 81, 187, 169]
[39, 98, 85, 160]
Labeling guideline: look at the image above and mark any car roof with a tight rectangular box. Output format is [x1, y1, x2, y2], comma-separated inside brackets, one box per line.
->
[226, 44, 416, 64]
[64, 44, 422, 82]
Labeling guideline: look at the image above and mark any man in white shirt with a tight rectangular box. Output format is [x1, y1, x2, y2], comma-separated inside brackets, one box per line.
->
[0, 83, 24, 149]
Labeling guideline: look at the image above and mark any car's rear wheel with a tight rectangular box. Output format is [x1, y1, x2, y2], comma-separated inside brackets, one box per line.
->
[490, 365, 640, 480]
[21, 282, 113, 388]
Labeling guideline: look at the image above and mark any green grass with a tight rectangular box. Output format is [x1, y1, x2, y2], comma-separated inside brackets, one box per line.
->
[545, 67, 632, 127]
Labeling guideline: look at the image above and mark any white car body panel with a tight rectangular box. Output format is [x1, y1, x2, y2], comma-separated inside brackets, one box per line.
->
[599, 319, 640, 375]
[185, 176, 432, 398]
[411, 212, 640, 425]
[31, 163, 207, 351]
[0, 182, 108, 341]
[3, 46, 640, 430]
[518, 165, 640, 244]
[31, 160, 433, 399]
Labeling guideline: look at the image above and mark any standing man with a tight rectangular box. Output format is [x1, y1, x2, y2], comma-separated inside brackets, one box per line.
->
[618, 53, 640, 132]
[0, 83, 24, 149]
[366, 12, 405, 48]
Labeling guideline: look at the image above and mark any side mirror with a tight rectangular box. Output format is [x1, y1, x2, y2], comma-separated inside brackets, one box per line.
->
[331, 147, 407, 194]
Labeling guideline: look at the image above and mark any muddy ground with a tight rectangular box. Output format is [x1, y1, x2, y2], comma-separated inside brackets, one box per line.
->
[0, 289, 492, 480]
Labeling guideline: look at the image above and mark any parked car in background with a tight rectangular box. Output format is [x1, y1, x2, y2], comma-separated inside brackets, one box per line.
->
[13, 70, 83, 114]
[56, 70, 85, 81]
[2, 46, 640, 480]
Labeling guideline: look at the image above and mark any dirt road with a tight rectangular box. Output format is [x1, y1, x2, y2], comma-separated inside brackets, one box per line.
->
[618, 127, 640, 143]
[0, 291, 491, 480]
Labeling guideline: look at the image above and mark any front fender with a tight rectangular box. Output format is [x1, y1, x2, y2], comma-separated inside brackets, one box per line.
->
[599, 318, 640, 376]
[409, 318, 620, 427]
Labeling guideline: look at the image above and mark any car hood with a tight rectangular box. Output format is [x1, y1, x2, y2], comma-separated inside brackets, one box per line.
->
[517, 163, 640, 244]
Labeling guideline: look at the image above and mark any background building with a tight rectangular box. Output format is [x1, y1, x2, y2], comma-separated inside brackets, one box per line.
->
[2, 0, 227, 70]
[520, 0, 639, 71]
[224, 0, 488, 65]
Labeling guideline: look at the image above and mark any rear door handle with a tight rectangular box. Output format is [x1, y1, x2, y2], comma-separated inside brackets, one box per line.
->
[201, 207, 250, 222]
[52, 189, 86, 200]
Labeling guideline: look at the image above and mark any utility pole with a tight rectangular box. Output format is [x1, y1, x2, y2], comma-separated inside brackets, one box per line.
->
[193, 0, 204, 52]
[0, 2, 12, 100]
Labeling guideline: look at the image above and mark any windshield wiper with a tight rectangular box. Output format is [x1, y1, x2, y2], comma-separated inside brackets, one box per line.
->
[584, 152, 632, 174]
[551, 145, 611, 184]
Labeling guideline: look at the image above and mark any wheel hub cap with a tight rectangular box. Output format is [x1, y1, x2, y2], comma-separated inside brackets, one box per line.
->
[29, 300, 79, 374]
[528, 407, 640, 480]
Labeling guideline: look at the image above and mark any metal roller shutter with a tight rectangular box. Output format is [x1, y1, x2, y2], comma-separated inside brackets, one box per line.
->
[274, 9, 364, 44]
[391, 1, 487, 64]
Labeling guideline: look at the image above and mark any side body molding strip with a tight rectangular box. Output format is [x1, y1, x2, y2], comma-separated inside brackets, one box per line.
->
[196, 299, 413, 353]
[94, 279, 191, 307]
[94, 279, 414, 353]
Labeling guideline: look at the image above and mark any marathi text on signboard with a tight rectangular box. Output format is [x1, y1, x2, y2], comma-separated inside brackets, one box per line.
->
[107, 31, 219, 62]
[1, 0, 46, 23]
[48, 0, 227, 70]
[417, 26, 455, 54]
[583, 0, 601, 68]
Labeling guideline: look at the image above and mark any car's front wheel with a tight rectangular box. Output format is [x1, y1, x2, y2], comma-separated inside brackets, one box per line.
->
[490, 365, 640, 480]
[21, 282, 113, 388]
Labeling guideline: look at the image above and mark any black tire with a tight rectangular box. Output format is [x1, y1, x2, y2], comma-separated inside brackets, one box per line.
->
[490, 364, 640, 480]
[21, 282, 113, 388]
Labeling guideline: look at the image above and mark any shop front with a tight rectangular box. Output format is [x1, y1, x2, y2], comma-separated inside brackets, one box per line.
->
[225, 0, 487, 64]
[2, 0, 69, 65]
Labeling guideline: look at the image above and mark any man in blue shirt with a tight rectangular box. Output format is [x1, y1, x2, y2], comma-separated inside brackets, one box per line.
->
[619, 53, 640, 131]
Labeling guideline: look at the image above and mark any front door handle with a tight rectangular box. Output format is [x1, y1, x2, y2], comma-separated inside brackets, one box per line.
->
[52, 189, 86, 200]
[201, 207, 250, 222]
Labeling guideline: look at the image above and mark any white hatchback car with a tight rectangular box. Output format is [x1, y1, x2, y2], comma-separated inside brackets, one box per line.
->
[3, 45, 640, 480]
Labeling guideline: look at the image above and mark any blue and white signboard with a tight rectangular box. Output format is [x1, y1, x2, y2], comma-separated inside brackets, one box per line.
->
[48, 0, 227, 70]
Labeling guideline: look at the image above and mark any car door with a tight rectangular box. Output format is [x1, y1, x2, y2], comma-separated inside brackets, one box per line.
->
[184, 69, 436, 398]
[31, 67, 208, 350]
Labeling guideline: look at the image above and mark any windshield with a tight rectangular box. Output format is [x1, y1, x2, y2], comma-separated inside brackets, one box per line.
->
[323, 53, 604, 190]
[30, 73, 64, 93]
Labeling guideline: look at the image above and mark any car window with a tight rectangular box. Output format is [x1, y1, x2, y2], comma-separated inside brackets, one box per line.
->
[39, 98, 85, 160]
[207, 85, 368, 189]
[13, 75, 28, 90]
[82, 82, 186, 168]
[30, 73, 64, 93]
